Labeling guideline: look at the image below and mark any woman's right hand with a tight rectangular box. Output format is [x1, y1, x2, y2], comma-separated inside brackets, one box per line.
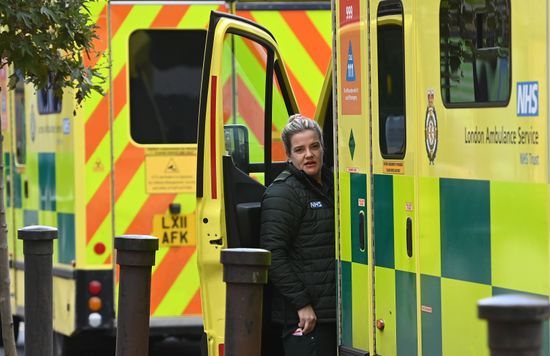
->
[297, 305, 317, 334]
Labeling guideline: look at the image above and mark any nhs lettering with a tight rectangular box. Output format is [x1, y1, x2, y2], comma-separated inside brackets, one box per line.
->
[517, 81, 539, 116]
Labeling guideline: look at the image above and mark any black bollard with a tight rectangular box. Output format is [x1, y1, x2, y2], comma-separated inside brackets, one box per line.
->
[221, 248, 271, 356]
[478, 294, 550, 356]
[115, 235, 159, 356]
[18, 225, 57, 356]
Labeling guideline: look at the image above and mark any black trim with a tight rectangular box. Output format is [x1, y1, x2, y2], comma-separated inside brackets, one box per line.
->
[265, 50, 275, 186]
[377, 0, 403, 17]
[339, 345, 369, 356]
[441, 100, 510, 109]
[214, 11, 276, 41]
[236, 2, 330, 11]
[274, 60, 298, 117]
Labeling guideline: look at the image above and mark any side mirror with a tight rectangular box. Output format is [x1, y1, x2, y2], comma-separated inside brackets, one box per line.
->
[224, 124, 250, 174]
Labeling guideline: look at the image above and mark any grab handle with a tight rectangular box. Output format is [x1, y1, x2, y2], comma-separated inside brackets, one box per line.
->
[406, 217, 412, 258]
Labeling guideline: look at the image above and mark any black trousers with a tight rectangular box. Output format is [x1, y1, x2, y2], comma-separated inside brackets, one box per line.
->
[281, 322, 337, 356]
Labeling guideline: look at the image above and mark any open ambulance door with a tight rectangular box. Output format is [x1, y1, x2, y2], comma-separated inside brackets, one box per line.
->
[196, 11, 299, 356]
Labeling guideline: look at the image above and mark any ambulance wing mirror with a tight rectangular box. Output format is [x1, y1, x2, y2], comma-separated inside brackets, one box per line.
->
[224, 124, 250, 174]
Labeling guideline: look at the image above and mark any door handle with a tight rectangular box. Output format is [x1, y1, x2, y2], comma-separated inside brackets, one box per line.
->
[406, 217, 412, 257]
[359, 211, 365, 252]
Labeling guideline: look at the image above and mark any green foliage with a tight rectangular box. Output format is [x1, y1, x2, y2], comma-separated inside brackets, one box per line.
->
[0, 0, 105, 104]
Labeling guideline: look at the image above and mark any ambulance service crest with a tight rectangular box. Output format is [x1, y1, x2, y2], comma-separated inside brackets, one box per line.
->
[424, 89, 438, 164]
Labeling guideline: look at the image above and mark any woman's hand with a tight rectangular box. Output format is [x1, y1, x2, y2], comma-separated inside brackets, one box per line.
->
[297, 305, 317, 334]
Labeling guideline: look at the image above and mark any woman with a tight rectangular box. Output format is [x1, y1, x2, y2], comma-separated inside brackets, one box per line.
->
[260, 114, 336, 356]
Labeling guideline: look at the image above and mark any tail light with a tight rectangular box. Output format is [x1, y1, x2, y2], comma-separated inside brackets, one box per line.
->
[88, 280, 103, 327]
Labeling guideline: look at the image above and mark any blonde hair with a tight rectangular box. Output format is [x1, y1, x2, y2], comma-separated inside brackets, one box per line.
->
[281, 114, 324, 156]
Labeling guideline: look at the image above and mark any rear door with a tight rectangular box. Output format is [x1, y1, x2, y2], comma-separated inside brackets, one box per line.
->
[107, 1, 224, 328]
[196, 11, 299, 356]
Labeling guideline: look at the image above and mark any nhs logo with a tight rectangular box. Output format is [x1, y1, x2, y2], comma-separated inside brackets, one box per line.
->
[517, 81, 539, 116]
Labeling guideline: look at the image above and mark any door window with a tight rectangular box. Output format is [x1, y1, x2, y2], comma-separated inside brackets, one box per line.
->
[440, 0, 511, 106]
[37, 74, 62, 115]
[377, 1, 406, 158]
[221, 33, 292, 184]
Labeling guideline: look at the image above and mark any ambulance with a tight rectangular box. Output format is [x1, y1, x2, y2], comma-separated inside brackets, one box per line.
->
[0, 1, 330, 354]
[196, 0, 550, 355]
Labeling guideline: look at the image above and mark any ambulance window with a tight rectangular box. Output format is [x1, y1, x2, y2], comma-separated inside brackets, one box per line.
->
[221, 34, 290, 184]
[377, 2, 406, 158]
[14, 73, 26, 164]
[128, 30, 206, 144]
[440, 0, 511, 106]
[37, 74, 62, 115]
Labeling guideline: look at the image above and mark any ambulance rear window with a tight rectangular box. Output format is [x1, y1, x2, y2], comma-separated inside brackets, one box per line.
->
[129, 30, 206, 144]
[440, 0, 511, 107]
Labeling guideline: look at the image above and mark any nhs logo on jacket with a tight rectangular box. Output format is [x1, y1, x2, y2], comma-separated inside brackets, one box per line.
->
[517, 81, 538, 116]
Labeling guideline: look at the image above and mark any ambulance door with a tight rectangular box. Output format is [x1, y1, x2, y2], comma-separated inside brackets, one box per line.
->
[371, 1, 419, 355]
[196, 11, 298, 356]
[109, 1, 223, 328]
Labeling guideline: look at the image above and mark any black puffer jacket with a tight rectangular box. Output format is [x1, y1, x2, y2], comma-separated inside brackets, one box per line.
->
[260, 163, 335, 324]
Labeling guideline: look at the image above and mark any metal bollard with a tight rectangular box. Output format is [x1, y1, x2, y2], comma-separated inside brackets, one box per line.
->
[478, 294, 550, 356]
[221, 248, 271, 356]
[18, 225, 57, 356]
[115, 235, 159, 356]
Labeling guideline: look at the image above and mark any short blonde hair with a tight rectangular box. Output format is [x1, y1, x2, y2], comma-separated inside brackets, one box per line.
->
[281, 114, 324, 156]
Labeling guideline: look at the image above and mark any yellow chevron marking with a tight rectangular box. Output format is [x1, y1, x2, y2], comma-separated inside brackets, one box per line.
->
[114, 164, 148, 235]
[85, 137, 112, 204]
[84, 5, 162, 125]
[152, 246, 171, 274]
[176, 5, 221, 29]
[85, 0, 107, 23]
[84, 103, 129, 204]
[307, 11, 332, 45]
[110, 5, 161, 80]
[86, 211, 114, 264]
[81, 60, 111, 123]
[250, 11, 324, 102]
[112, 105, 130, 161]
[153, 251, 200, 316]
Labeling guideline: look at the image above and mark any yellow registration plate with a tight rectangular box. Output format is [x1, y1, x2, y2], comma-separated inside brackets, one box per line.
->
[152, 213, 196, 247]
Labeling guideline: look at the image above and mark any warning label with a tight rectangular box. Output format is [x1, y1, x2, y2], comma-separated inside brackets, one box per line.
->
[340, 28, 362, 115]
[145, 148, 197, 194]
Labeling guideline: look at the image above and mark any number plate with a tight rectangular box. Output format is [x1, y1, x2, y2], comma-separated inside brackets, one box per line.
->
[152, 213, 196, 247]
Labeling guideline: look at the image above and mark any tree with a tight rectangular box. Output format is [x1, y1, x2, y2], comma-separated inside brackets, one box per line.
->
[0, 1, 104, 354]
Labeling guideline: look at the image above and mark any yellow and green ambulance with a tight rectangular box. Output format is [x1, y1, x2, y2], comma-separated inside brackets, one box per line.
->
[195, 0, 550, 355]
[1, 0, 330, 354]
